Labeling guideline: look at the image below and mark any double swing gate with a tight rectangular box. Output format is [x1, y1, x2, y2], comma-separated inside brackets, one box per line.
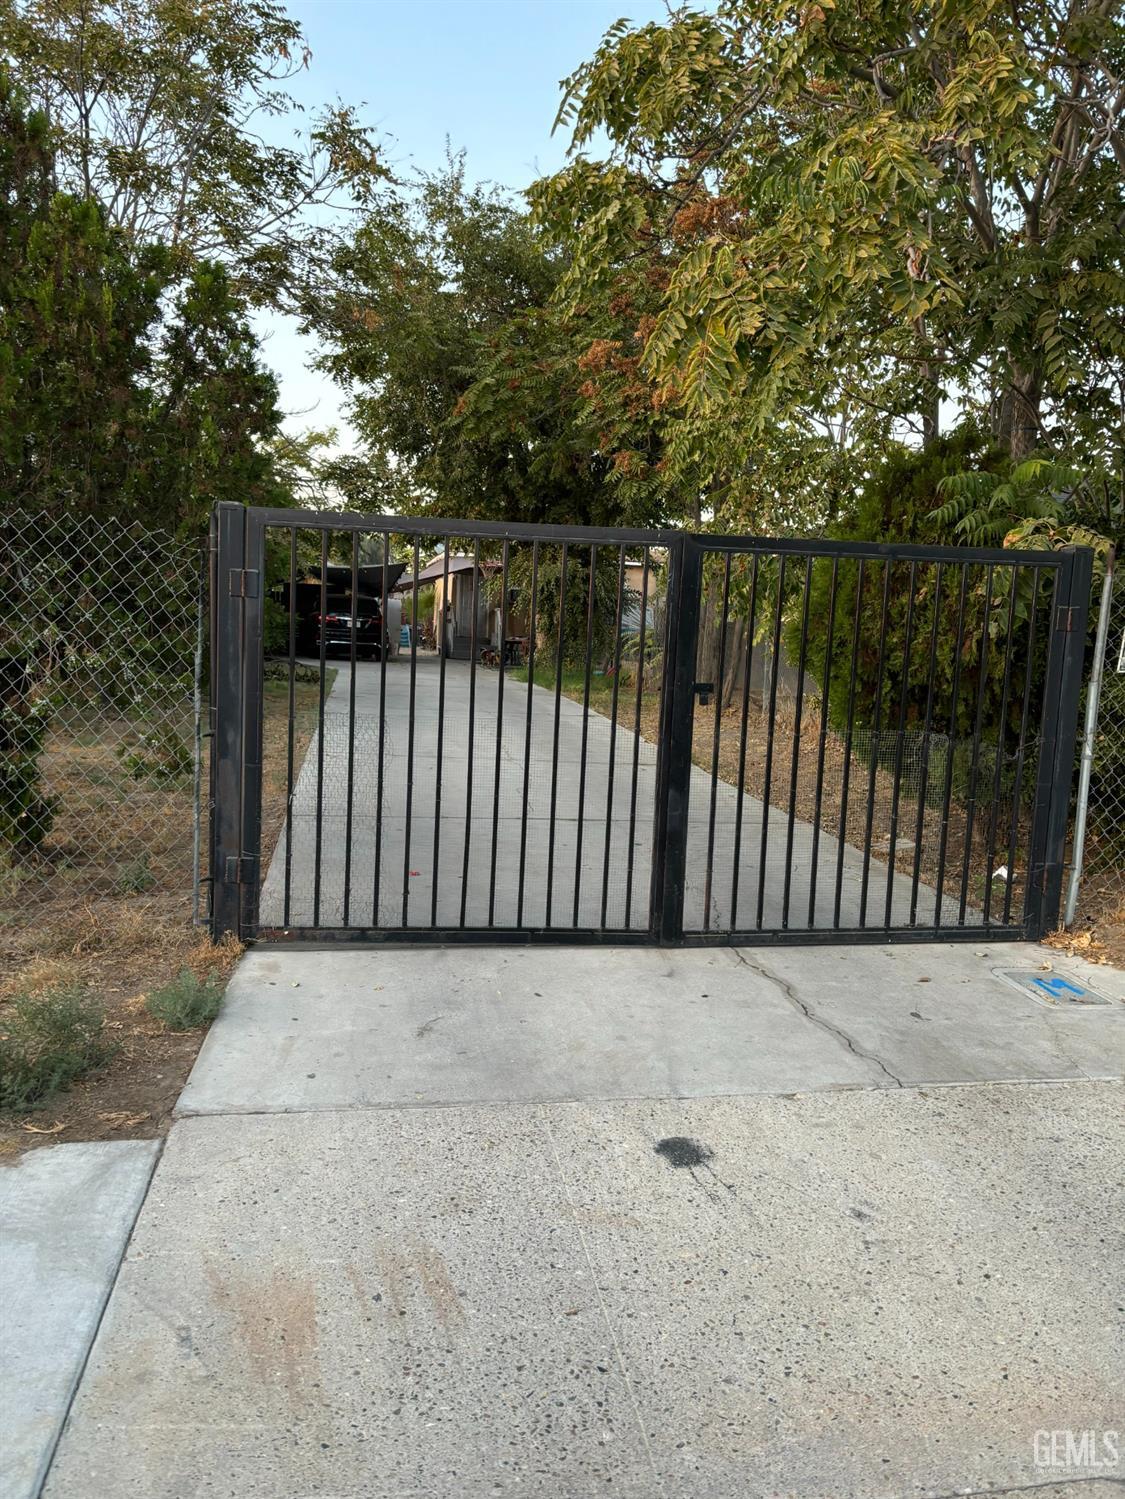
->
[208, 502, 1091, 947]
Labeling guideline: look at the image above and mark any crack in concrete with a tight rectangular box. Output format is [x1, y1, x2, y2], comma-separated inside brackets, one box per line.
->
[924, 1478, 1125, 1499]
[730, 948, 905, 1088]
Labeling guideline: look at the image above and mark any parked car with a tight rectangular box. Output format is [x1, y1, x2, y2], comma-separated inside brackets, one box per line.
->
[298, 593, 390, 660]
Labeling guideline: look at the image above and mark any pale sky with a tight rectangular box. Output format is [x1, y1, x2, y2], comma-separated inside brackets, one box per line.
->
[254, 0, 674, 446]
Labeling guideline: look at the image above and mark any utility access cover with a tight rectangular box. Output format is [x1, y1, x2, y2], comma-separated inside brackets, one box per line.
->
[993, 969, 1120, 1008]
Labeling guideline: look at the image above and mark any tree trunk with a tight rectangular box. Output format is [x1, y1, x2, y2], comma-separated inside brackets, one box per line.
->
[921, 386, 939, 449]
[914, 317, 939, 450]
[998, 362, 1042, 460]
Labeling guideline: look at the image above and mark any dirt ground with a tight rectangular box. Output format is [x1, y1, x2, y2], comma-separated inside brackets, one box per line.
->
[1043, 870, 1124, 969]
[0, 674, 326, 1155]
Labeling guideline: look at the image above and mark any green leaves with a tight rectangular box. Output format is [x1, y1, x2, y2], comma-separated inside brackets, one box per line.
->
[2, 0, 387, 309]
[0, 71, 284, 529]
[534, 0, 1124, 473]
[931, 456, 1113, 553]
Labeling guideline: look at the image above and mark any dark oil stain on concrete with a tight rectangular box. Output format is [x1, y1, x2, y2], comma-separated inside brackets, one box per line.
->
[655, 1136, 713, 1169]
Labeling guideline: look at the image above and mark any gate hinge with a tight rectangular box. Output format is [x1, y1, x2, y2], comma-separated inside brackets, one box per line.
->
[225, 854, 258, 884]
[1055, 604, 1076, 632]
[229, 569, 260, 599]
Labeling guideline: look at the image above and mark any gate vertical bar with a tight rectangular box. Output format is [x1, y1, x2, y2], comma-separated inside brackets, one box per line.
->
[343, 530, 359, 926]
[210, 502, 247, 940]
[1026, 546, 1092, 936]
[729, 553, 760, 931]
[599, 546, 628, 929]
[516, 541, 539, 927]
[488, 540, 510, 927]
[431, 541, 451, 927]
[209, 509, 257, 941]
[239, 509, 266, 938]
[572, 544, 598, 926]
[624, 547, 650, 928]
[283, 527, 297, 926]
[312, 530, 328, 927]
[1003, 568, 1041, 925]
[651, 536, 702, 943]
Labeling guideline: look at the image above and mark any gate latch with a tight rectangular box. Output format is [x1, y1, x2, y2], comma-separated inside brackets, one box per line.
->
[693, 681, 714, 707]
[225, 854, 258, 884]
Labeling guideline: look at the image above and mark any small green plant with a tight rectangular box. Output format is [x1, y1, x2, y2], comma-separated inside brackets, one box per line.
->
[0, 986, 115, 1111]
[146, 968, 224, 1030]
[0, 671, 57, 855]
[115, 855, 155, 894]
[117, 726, 192, 782]
[263, 660, 328, 684]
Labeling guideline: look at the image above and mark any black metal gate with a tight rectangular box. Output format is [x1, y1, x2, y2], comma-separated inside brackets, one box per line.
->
[208, 503, 1091, 947]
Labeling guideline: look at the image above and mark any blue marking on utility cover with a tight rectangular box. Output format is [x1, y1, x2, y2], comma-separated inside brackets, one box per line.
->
[992, 968, 1118, 1007]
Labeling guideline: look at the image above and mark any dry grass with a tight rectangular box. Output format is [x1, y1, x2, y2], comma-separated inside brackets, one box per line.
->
[537, 663, 1040, 927]
[1052, 873, 1125, 969]
[0, 675, 325, 1152]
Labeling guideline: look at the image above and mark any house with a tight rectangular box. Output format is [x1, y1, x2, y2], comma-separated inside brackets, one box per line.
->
[396, 551, 528, 660]
[397, 547, 659, 662]
[622, 555, 660, 637]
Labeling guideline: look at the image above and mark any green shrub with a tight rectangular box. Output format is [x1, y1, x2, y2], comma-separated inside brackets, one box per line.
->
[115, 855, 155, 894]
[0, 662, 56, 854]
[116, 725, 192, 782]
[146, 968, 224, 1030]
[263, 659, 324, 684]
[787, 434, 1045, 775]
[0, 987, 115, 1111]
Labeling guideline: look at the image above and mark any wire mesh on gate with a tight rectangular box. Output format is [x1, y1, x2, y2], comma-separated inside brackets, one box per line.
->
[0, 512, 206, 930]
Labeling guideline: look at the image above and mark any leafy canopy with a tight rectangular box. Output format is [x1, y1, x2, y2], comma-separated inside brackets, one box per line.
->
[316, 160, 674, 527]
[535, 0, 1125, 465]
[0, 69, 284, 527]
[1, 0, 386, 306]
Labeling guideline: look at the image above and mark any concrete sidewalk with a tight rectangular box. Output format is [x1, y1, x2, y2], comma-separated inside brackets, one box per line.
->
[38, 940, 1125, 1499]
[1, 1141, 160, 1499]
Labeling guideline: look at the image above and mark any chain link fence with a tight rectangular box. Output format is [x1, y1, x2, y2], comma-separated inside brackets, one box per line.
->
[1072, 565, 1125, 929]
[1, 512, 206, 952]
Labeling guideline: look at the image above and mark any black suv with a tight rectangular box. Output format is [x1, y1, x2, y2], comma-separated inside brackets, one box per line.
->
[297, 593, 389, 659]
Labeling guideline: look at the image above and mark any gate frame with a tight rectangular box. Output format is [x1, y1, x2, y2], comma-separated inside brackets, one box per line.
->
[209, 502, 1091, 947]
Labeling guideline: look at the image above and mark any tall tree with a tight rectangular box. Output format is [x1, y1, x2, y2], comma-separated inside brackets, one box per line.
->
[0, 68, 169, 516]
[536, 0, 1125, 464]
[1, 0, 385, 307]
[316, 161, 672, 526]
[137, 261, 285, 529]
[1, 69, 287, 528]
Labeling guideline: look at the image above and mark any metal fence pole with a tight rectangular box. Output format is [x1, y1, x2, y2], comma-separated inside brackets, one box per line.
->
[1064, 546, 1115, 926]
[191, 536, 207, 927]
[210, 502, 248, 941]
[239, 509, 266, 939]
[650, 535, 703, 943]
[1026, 545, 1094, 937]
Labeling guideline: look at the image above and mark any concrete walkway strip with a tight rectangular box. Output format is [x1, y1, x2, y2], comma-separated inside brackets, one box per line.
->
[0, 1140, 160, 1499]
[259, 657, 957, 935]
[177, 941, 1125, 1118]
[42, 1084, 1124, 1499]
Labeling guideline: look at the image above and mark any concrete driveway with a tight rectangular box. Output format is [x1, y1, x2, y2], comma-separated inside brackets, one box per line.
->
[34, 938, 1125, 1499]
[260, 657, 957, 934]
